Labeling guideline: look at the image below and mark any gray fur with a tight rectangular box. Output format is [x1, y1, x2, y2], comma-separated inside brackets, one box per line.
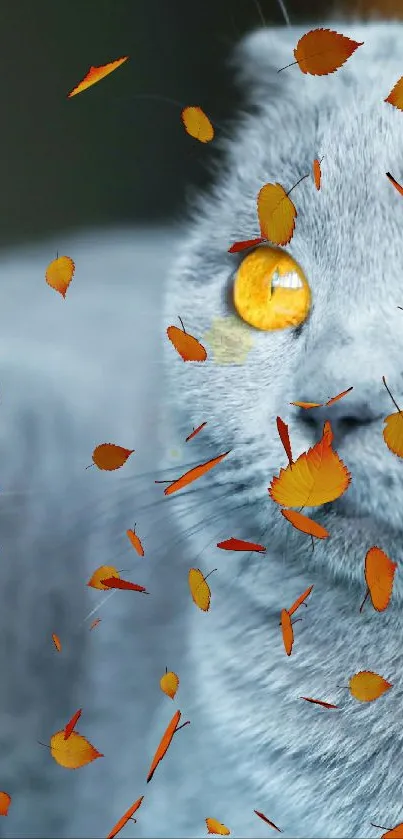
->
[2, 17, 403, 839]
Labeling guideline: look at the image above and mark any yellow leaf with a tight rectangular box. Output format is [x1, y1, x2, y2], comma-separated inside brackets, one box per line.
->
[349, 671, 392, 703]
[67, 57, 128, 98]
[181, 106, 214, 143]
[45, 256, 75, 298]
[91, 443, 134, 471]
[160, 670, 179, 700]
[50, 730, 103, 769]
[257, 183, 297, 246]
[385, 76, 403, 111]
[206, 818, 230, 835]
[269, 420, 351, 507]
[188, 568, 212, 612]
[383, 412, 403, 458]
[293, 28, 363, 76]
[87, 565, 120, 590]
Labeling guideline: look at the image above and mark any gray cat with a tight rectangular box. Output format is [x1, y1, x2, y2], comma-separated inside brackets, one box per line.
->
[1, 15, 403, 839]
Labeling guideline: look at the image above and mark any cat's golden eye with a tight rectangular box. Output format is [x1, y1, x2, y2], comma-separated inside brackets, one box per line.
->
[233, 246, 311, 331]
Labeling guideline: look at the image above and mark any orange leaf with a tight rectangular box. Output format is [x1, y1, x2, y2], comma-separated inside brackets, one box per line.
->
[385, 75, 403, 111]
[293, 28, 363, 76]
[290, 401, 322, 409]
[64, 709, 82, 740]
[257, 183, 297, 246]
[161, 450, 230, 496]
[146, 709, 188, 783]
[280, 608, 294, 656]
[269, 420, 351, 507]
[300, 696, 339, 709]
[386, 172, 403, 197]
[160, 669, 179, 700]
[325, 386, 353, 406]
[185, 421, 207, 442]
[364, 546, 397, 612]
[206, 818, 231, 835]
[288, 585, 314, 617]
[372, 825, 403, 839]
[67, 57, 128, 98]
[89, 618, 101, 630]
[228, 237, 264, 253]
[312, 158, 321, 190]
[280, 508, 329, 539]
[188, 568, 213, 612]
[50, 730, 103, 769]
[45, 256, 75, 298]
[254, 811, 282, 832]
[349, 671, 392, 702]
[126, 525, 144, 556]
[87, 565, 120, 591]
[167, 318, 207, 362]
[91, 443, 134, 471]
[100, 576, 148, 594]
[216, 537, 266, 552]
[181, 106, 214, 143]
[52, 633, 62, 652]
[106, 796, 144, 839]
[276, 416, 293, 466]
[0, 793, 11, 816]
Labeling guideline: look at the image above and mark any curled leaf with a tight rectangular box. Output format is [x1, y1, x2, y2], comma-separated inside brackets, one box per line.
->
[276, 416, 293, 466]
[50, 730, 103, 769]
[313, 158, 321, 190]
[160, 670, 179, 700]
[290, 401, 322, 409]
[288, 585, 314, 617]
[228, 237, 264, 253]
[0, 793, 11, 816]
[45, 256, 75, 298]
[87, 565, 120, 591]
[52, 633, 62, 652]
[167, 318, 207, 362]
[257, 183, 297, 246]
[217, 537, 266, 552]
[89, 618, 101, 630]
[107, 797, 144, 839]
[348, 671, 392, 703]
[280, 608, 294, 656]
[254, 811, 282, 832]
[300, 696, 339, 709]
[363, 546, 397, 612]
[160, 450, 230, 496]
[185, 421, 207, 442]
[281, 508, 330, 539]
[206, 818, 230, 835]
[188, 568, 213, 612]
[293, 28, 363, 76]
[126, 525, 144, 556]
[100, 576, 148, 594]
[91, 444, 134, 471]
[64, 709, 82, 740]
[146, 709, 189, 783]
[67, 57, 128, 98]
[181, 106, 214, 143]
[386, 172, 403, 198]
[325, 386, 353, 406]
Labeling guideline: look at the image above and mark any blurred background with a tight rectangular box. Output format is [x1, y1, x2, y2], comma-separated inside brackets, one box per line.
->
[0, 0, 399, 250]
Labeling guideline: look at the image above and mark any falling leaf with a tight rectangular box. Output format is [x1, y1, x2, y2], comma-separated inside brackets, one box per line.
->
[300, 696, 339, 709]
[203, 315, 253, 365]
[160, 450, 230, 496]
[67, 56, 128, 98]
[90, 443, 134, 471]
[293, 28, 363, 76]
[290, 401, 322, 409]
[0, 793, 11, 816]
[181, 106, 214, 143]
[313, 158, 321, 190]
[64, 709, 82, 740]
[188, 568, 214, 612]
[50, 730, 103, 769]
[254, 811, 282, 832]
[106, 797, 144, 839]
[385, 76, 403, 111]
[217, 537, 266, 552]
[100, 576, 148, 594]
[363, 546, 397, 612]
[288, 585, 314, 617]
[87, 565, 120, 591]
[280, 608, 294, 656]
[371, 823, 403, 839]
[325, 386, 353, 406]
[386, 172, 403, 197]
[160, 669, 179, 700]
[167, 317, 207, 362]
[45, 256, 75, 298]
[126, 525, 145, 556]
[228, 237, 264, 253]
[257, 183, 297, 246]
[280, 508, 330, 539]
[52, 633, 62, 652]
[276, 416, 293, 466]
[206, 818, 230, 835]
[383, 411, 403, 458]
[89, 618, 101, 630]
[269, 420, 351, 508]
[186, 421, 207, 442]
[146, 709, 189, 783]
[348, 671, 392, 703]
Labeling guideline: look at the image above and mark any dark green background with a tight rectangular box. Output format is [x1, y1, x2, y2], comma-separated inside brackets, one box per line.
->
[1, 0, 338, 247]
